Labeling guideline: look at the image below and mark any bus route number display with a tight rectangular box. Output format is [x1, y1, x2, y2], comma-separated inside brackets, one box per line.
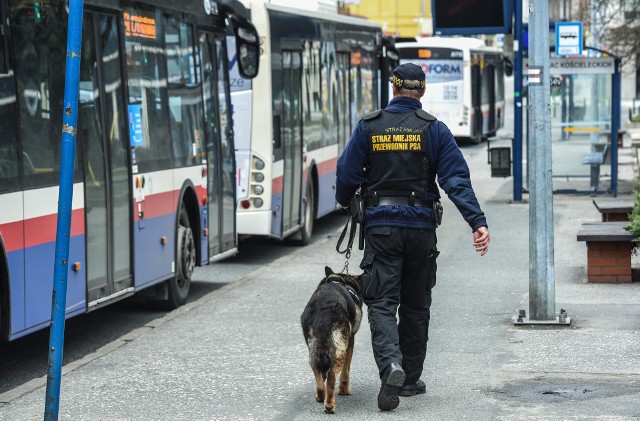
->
[124, 12, 157, 39]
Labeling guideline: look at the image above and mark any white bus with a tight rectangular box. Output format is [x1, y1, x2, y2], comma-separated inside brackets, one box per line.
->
[395, 37, 510, 143]
[234, 1, 397, 244]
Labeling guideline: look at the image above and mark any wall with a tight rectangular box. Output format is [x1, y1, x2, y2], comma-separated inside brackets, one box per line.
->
[341, 0, 431, 38]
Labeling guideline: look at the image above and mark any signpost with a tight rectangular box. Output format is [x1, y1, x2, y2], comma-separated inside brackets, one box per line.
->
[524, 57, 616, 75]
[44, 1, 84, 419]
[555, 22, 583, 56]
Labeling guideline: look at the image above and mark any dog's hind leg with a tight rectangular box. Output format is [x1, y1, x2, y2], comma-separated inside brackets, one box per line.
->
[324, 363, 340, 414]
[313, 369, 325, 403]
[339, 335, 355, 396]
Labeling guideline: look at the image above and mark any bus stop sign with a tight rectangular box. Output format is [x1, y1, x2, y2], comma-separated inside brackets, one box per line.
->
[555, 22, 583, 56]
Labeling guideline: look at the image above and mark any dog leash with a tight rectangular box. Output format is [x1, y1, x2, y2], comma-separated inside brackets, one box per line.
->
[336, 212, 357, 275]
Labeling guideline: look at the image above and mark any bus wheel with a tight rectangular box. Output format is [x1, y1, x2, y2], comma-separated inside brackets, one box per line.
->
[168, 207, 195, 308]
[288, 180, 316, 246]
[297, 179, 315, 246]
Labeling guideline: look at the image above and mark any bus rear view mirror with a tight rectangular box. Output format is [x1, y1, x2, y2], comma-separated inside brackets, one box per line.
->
[232, 21, 259, 79]
[219, 0, 260, 79]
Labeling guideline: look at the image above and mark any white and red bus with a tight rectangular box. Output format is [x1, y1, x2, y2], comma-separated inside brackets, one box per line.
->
[0, 0, 259, 341]
[234, 1, 397, 244]
[395, 37, 509, 143]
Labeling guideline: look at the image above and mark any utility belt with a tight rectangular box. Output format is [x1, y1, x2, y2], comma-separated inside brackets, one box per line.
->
[364, 196, 434, 208]
[363, 191, 443, 226]
[337, 189, 444, 259]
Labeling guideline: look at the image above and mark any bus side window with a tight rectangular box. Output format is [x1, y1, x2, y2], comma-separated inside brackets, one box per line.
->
[10, 1, 72, 187]
[0, 14, 18, 191]
[0, 23, 7, 74]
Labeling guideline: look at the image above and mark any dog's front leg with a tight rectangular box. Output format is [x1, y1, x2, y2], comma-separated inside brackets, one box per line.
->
[313, 369, 325, 402]
[339, 336, 355, 395]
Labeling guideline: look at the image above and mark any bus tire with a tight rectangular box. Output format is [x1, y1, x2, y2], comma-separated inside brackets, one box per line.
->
[167, 206, 195, 309]
[297, 178, 315, 246]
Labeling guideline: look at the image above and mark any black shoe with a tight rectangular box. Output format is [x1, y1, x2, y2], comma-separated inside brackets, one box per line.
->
[399, 379, 426, 397]
[377, 363, 405, 411]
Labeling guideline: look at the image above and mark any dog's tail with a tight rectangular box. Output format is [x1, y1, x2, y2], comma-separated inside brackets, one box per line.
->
[314, 348, 335, 380]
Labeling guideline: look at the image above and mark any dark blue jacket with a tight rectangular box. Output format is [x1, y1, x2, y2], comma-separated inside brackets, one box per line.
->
[336, 96, 487, 231]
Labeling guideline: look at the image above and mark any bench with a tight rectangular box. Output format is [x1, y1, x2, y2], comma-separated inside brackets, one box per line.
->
[629, 130, 640, 146]
[592, 197, 634, 222]
[577, 221, 637, 283]
[599, 129, 625, 148]
[582, 142, 609, 190]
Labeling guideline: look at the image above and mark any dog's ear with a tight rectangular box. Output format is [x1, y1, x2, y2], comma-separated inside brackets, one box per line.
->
[325, 266, 334, 277]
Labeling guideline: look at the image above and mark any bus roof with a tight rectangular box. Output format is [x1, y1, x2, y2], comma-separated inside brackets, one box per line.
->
[241, 0, 381, 30]
[395, 36, 500, 52]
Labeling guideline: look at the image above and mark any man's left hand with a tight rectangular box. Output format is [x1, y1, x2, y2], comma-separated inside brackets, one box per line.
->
[473, 226, 490, 256]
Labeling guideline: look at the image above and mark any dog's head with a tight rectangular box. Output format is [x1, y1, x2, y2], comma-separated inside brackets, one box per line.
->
[322, 266, 361, 295]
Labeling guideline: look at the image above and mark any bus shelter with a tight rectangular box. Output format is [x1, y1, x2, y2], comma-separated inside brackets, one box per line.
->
[532, 54, 621, 195]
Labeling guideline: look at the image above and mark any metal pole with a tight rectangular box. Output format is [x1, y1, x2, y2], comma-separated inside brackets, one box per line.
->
[528, 0, 556, 321]
[513, 0, 524, 202]
[589, 0, 596, 55]
[44, 1, 84, 419]
[611, 58, 621, 197]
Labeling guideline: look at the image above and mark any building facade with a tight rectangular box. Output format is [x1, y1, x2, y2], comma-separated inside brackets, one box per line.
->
[340, 0, 431, 38]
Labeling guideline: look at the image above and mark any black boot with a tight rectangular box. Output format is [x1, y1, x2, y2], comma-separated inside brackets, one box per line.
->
[377, 363, 405, 410]
[399, 379, 426, 397]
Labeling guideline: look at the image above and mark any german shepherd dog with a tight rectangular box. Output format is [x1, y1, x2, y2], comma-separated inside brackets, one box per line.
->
[301, 266, 363, 414]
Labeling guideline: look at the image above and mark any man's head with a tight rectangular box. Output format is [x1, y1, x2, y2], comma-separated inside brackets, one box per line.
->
[391, 63, 426, 100]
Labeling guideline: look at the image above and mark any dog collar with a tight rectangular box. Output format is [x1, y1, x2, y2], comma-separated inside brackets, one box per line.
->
[322, 277, 362, 307]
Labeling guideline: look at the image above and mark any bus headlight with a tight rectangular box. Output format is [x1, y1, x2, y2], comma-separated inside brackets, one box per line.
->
[254, 172, 264, 182]
[254, 185, 264, 195]
[253, 198, 264, 208]
[254, 158, 265, 170]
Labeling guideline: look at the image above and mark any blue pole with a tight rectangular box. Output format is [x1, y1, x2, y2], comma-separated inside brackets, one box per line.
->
[44, 1, 84, 419]
[610, 57, 621, 197]
[513, 0, 523, 202]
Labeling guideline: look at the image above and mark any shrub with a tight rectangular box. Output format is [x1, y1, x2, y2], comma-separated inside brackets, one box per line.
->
[626, 181, 640, 248]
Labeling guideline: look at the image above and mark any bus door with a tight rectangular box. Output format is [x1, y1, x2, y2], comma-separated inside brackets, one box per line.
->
[199, 31, 237, 259]
[471, 62, 483, 142]
[336, 52, 350, 152]
[281, 50, 303, 235]
[80, 10, 132, 306]
[487, 64, 496, 134]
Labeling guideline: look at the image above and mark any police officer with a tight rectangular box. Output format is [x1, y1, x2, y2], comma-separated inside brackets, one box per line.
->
[335, 63, 490, 411]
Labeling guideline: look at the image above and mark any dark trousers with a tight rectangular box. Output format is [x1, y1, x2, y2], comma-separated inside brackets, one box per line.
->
[359, 225, 439, 384]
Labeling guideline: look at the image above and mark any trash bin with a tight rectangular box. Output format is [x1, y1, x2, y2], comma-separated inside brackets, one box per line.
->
[489, 147, 511, 177]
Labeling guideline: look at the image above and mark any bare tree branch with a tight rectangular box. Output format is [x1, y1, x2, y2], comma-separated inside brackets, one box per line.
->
[574, 0, 640, 67]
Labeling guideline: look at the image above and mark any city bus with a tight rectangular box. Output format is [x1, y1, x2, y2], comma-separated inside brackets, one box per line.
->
[235, 0, 398, 244]
[395, 37, 509, 143]
[0, 0, 259, 342]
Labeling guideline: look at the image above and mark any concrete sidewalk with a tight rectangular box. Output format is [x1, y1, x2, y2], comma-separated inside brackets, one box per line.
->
[1, 144, 639, 420]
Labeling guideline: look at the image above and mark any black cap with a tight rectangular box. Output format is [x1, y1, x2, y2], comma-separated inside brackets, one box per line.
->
[391, 63, 426, 89]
